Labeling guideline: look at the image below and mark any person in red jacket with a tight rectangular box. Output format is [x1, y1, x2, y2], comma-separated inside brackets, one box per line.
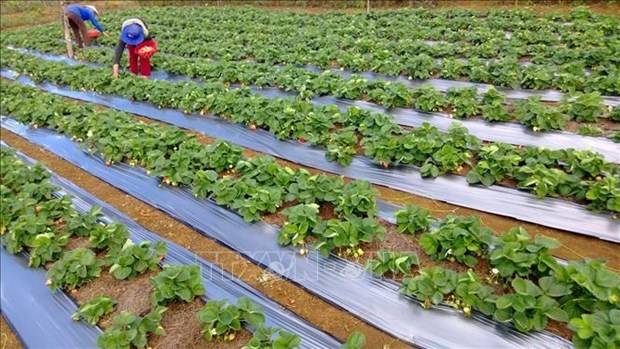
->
[112, 17, 157, 78]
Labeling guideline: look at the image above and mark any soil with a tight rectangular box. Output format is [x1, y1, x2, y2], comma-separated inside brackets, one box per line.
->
[72, 266, 252, 347]
[1, 131, 411, 348]
[0, 315, 22, 349]
[63, 236, 91, 251]
[150, 299, 253, 349]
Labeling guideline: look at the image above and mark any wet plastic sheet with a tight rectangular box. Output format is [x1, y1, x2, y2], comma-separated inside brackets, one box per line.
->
[3, 74, 617, 241]
[0, 118, 573, 348]
[7, 49, 618, 162]
[5, 146, 340, 349]
[0, 247, 101, 349]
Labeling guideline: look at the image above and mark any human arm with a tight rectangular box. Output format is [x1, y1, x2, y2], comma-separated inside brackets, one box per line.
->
[112, 38, 126, 78]
[85, 10, 105, 33]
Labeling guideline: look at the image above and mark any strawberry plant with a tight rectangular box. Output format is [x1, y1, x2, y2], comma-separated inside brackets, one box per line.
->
[313, 217, 385, 257]
[400, 266, 458, 309]
[206, 140, 244, 172]
[404, 54, 436, 79]
[515, 164, 571, 198]
[325, 127, 357, 167]
[412, 85, 446, 112]
[480, 87, 511, 122]
[96, 306, 167, 349]
[446, 87, 481, 118]
[233, 185, 283, 222]
[392, 204, 434, 234]
[340, 332, 366, 349]
[47, 248, 104, 290]
[191, 170, 219, 198]
[27, 232, 70, 267]
[489, 227, 560, 279]
[4, 206, 56, 254]
[72, 295, 116, 325]
[557, 259, 620, 313]
[467, 143, 522, 187]
[65, 206, 104, 237]
[576, 125, 603, 137]
[515, 96, 568, 131]
[151, 265, 206, 305]
[243, 326, 301, 349]
[451, 270, 497, 317]
[89, 223, 130, 254]
[108, 240, 167, 280]
[335, 180, 379, 218]
[420, 216, 494, 267]
[561, 92, 604, 122]
[585, 176, 620, 213]
[368, 81, 412, 109]
[235, 156, 295, 187]
[493, 277, 570, 332]
[611, 106, 620, 122]
[198, 297, 265, 341]
[286, 170, 343, 204]
[569, 309, 620, 349]
[278, 204, 320, 246]
[365, 250, 419, 277]
[562, 150, 613, 178]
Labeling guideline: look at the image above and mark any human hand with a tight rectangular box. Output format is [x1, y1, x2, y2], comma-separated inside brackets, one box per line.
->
[112, 64, 119, 78]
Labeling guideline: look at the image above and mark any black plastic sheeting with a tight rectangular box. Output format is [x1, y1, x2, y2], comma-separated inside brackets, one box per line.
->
[3, 145, 340, 349]
[3, 73, 618, 241]
[0, 118, 573, 349]
[7, 48, 619, 161]
[0, 248, 101, 348]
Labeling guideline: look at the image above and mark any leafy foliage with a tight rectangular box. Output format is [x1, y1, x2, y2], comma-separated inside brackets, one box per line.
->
[96, 307, 167, 349]
[198, 297, 265, 341]
[47, 248, 104, 290]
[151, 265, 206, 305]
[108, 240, 167, 280]
[365, 250, 419, 277]
[420, 216, 494, 267]
[72, 295, 116, 326]
[392, 204, 434, 234]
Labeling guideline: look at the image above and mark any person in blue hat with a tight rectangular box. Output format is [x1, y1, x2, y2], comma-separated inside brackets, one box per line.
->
[112, 18, 157, 78]
[65, 4, 108, 48]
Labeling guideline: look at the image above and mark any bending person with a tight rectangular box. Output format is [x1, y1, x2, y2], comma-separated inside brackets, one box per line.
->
[112, 18, 157, 78]
[65, 4, 108, 48]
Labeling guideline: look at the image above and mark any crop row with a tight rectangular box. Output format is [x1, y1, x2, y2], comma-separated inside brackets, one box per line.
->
[3, 53, 619, 213]
[3, 84, 619, 348]
[0, 147, 311, 349]
[3, 8, 619, 93]
[379, 204, 619, 349]
[7, 42, 619, 135]
[98, 7, 619, 67]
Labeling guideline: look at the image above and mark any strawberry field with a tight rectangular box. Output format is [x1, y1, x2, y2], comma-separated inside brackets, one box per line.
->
[1, 4, 619, 349]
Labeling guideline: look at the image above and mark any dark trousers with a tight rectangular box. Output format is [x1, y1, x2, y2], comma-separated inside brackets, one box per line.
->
[67, 12, 90, 48]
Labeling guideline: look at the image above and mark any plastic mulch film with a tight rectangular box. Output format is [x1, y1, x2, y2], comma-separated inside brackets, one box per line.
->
[2, 75, 618, 242]
[6, 48, 619, 161]
[0, 247, 101, 348]
[0, 118, 573, 348]
[308, 95, 619, 163]
[299, 63, 620, 106]
[5, 146, 340, 349]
